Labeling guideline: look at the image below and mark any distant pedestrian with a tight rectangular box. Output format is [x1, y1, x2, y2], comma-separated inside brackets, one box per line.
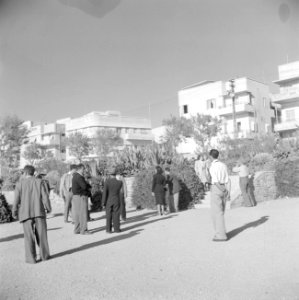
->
[116, 172, 127, 221]
[194, 154, 210, 191]
[72, 164, 92, 235]
[165, 167, 181, 213]
[152, 166, 166, 216]
[232, 159, 256, 207]
[60, 164, 77, 223]
[209, 149, 229, 242]
[103, 168, 123, 233]
[12, 165, 51, 264]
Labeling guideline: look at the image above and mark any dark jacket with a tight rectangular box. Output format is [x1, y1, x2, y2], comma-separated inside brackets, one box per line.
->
[102, 178, 123, 207]
[166, 174, 181, 195]
[13, 176, 51, 222]
[72, 172, 91, 197]
[152, 174, 166, 194]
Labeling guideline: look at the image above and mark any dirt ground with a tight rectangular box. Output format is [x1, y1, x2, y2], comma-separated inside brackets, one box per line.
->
[1, 198, 299, 300]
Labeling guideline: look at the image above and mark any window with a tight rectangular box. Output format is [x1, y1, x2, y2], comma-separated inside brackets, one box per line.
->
[285, 109, 295, 121]
[207, 99, 216, 110]
[183, 105, 188, 114]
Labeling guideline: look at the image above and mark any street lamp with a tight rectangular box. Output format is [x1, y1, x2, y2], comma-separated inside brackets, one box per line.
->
[227, 79, 237, 139]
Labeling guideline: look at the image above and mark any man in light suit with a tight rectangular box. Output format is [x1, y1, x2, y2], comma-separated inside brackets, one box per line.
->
[103, 168, 123, 233]
[13, 165, 52, 264]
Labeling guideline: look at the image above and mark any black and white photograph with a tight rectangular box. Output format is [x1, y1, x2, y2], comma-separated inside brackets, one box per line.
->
[0, 1, 299, 299]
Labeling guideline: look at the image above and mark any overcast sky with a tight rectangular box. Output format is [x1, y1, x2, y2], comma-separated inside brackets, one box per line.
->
[0, 0, 298, 127]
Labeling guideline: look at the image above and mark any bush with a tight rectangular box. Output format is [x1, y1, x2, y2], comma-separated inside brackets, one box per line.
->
[250, 153, 275, 172]
[275, 155, 299, 198]
[131, 158, 202, 209]
[0, 194, 13, 223]
[1, 169, 22, 191]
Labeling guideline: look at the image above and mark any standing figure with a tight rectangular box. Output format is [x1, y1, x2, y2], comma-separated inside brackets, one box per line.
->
[60, 164, 77, 223]
[12, 165, 51, 264]
[72, 164, 91, 235]
[152, 166, 166, 216]
[165, 167, 181, 213]
[232, 159, 256, 207]
[209, 149, 230, 242]
[194, 155, 209, 191]
[103, 168, 123, 233]
[116, 172, 127, 221]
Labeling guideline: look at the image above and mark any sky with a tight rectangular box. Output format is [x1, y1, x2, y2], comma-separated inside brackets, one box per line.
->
[0, 0, 298, 127]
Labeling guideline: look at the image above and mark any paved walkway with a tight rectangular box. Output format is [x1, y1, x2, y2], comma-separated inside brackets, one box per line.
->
[1, 198, 299, 300]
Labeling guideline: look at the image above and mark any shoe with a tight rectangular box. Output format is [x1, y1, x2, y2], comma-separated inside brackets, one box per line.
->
[74, 231, 80, 234]
[64, 220, 70, 223]
[106, 230, 112, 234]
[114, 229, 122, 233]
[212, 238, 227, 242]
[88, 218, 95, 222]
[80, 231, 92, 235]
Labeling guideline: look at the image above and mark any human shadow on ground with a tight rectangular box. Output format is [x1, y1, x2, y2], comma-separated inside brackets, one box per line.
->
[90, 214, 175, 234]
[51, 229, 143, 259]
[227, 216, 269, 240]
[0, 227, 62, 243]
[49, 213, 63, 218]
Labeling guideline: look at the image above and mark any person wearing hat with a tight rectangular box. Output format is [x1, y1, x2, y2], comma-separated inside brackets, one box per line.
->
[12, 165, 52, 263]
[102, 168, 123, 233]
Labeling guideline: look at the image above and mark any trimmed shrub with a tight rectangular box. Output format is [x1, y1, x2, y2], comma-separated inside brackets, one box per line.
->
[275, 156, 299, 198]
[250, 153, 275, 172]
[1, 169, 22, 191]
[131, 159, 203, 210]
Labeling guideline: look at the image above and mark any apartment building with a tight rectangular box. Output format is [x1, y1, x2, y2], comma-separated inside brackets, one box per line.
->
[272, 60, 299, 138]
[20, 121, 66, 167]
[178, 77, 275, 139]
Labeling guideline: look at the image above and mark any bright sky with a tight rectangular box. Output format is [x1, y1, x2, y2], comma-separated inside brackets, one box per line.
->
[0, 0, 298, 127]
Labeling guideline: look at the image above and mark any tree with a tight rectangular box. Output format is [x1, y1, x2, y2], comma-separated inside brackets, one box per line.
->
[66, 132, 91, 162]
[94, 129, 124, 158]
[22, 143, 54, 166]
[191, 114, 221, 152]
[162, 115, 193, 150]
[0, 115, 28, 169]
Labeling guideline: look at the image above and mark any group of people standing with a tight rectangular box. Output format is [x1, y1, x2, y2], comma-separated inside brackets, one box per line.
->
[13, 164, 128, 263]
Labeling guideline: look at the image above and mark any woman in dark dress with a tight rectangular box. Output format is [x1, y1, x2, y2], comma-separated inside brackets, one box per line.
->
[152, 166, 166, 216]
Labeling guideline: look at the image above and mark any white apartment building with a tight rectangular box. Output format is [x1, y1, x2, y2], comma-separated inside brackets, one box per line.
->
[272, 60, 299, 138]
[20, 121, 66, 167]
[178, 77, 275, 139]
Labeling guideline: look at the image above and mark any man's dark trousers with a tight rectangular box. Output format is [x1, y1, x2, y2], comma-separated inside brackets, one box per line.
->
[106, 202, 120, 232]
[239, 177, 255, 206]
[72, 195, 88, 234]
[22, 217, 50, 263]
[120, 194, 126, 221]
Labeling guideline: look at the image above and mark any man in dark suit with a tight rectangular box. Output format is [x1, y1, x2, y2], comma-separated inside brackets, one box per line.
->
[13, 165, 52, 264]
[72, 163, 92, 235]
[102, 168, 123, 233]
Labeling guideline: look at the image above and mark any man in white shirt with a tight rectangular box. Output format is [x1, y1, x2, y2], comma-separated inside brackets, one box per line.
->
[209, 149, 229, 241]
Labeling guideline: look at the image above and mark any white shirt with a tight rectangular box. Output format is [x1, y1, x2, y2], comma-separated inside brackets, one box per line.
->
[209, 159, 229, 184]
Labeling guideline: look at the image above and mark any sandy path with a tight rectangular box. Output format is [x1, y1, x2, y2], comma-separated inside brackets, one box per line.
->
[1, 198, 299, 300]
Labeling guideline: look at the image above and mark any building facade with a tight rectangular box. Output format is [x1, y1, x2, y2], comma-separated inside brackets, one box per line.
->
[20, 121, 66, 167]
[178, 77, 275, 139]
[272, 60, 299, 138]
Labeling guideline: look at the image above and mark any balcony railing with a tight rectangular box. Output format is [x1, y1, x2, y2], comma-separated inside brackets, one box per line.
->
[272, 91, 299, 103]
[274, 119, 299, 132]
[122, 133, 153, 141]
[218, 103, 254, 116]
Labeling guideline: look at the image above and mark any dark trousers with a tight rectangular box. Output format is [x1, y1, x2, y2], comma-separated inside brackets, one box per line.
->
[63, 191, 73, 222]
[22, 217, 50, 264]
[120, 194, 126, 221]
[106, 202, 120, 232]
[239, 177, 255, 207]
[72, 195, 88, 234]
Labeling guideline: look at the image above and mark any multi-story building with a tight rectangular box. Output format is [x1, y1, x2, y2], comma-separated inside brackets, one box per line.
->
[272, 60, 299, 138]
[20, 121, 66, 167]
[178, 77, 275, 139]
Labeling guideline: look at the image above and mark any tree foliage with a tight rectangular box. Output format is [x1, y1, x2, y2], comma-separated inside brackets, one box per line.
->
[22, 143, 54, 165]
[0, 115, 28, 168]
[94, 129, 123, 158]
[66, 132, 91, 162]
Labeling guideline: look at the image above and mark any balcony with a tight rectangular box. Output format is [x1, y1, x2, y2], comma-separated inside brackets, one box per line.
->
[223, 130, 255, 139]
[272, 91, 299, 104]
[274, 119, 299, 132]
[122, 133, 153, 141]
[218, 104, 254, 116]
